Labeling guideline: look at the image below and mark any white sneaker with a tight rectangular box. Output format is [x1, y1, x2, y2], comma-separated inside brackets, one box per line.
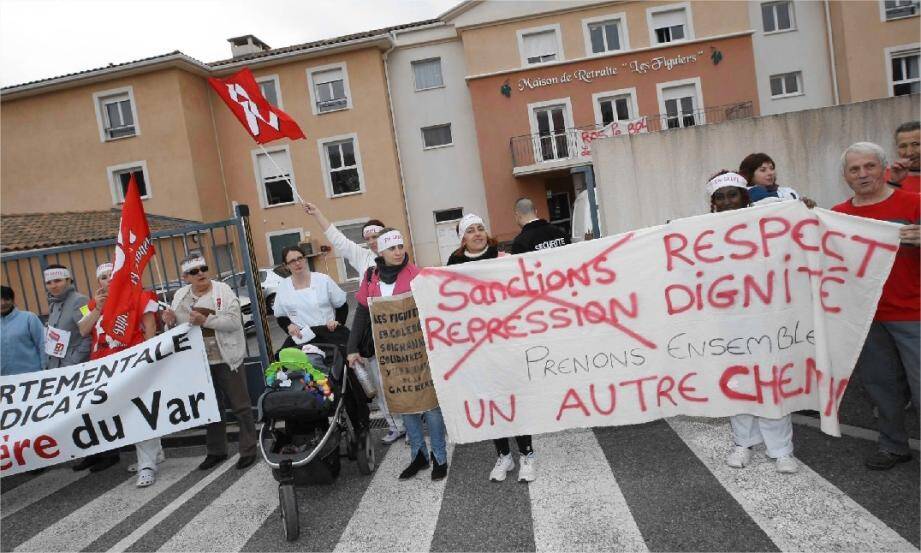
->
[382, 429, 405, 444]
[518, 453, 536, 482]
[726, 446, 751, 468]
[128, 450, 166, 473]
[775, 455, 798, 474]
[489, 454, 515, 482]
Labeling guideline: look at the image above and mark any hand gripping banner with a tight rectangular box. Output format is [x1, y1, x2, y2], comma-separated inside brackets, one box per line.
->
[411, 202, 900, 444]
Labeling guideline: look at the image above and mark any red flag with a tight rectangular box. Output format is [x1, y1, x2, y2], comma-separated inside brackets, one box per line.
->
[101, 174, 156, 344]
[208, 68, 306, 144]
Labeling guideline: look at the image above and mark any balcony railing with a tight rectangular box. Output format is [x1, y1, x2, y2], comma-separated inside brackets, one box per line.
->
[510, 101, 754, 169]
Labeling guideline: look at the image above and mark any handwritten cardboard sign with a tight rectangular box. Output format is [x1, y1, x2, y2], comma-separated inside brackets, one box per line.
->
[370, 292, 439, 414]
[0, 324, 219, 476]
[411, 202, 900, 444]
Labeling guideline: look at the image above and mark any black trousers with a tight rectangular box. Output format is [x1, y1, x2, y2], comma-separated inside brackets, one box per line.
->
[494, 435, 533, 456]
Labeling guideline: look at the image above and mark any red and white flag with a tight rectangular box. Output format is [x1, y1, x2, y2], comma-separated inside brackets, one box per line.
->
[208, 68, 306, 144]
[101, 174, 155, 344]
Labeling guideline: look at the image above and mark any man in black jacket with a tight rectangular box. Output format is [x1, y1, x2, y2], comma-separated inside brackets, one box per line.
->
[511, 198, 570, 254]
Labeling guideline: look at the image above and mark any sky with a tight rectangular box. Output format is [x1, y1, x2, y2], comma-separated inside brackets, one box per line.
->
[0, 0, 460, 87]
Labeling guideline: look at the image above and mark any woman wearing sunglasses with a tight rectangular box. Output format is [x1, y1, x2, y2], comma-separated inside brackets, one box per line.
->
[273, 244, 349, 350]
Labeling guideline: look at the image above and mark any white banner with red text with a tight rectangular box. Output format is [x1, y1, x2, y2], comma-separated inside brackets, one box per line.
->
[0, 324, 219, 476]
[411, 202, 899, 444]
[578, 116, 648, 158]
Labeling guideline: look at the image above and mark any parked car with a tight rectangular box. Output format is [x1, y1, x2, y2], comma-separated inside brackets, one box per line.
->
[258, 267, 286, 312]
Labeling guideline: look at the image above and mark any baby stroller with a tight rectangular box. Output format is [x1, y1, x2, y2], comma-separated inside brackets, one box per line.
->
[257, 344, 376, 541]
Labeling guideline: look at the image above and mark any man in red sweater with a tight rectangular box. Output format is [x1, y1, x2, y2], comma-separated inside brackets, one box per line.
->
[833, 141, 920, 470]
[885, 121, 920, 194]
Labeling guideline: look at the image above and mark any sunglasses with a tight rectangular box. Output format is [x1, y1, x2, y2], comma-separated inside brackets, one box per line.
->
[185, 266, 209, 276]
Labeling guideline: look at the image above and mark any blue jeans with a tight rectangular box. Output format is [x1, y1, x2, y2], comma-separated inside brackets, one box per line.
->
[403, 407, 447, 465]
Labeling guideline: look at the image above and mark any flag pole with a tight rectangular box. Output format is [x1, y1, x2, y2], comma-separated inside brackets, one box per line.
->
[258, 143, 304, 205]
[151, 256, 169, 304]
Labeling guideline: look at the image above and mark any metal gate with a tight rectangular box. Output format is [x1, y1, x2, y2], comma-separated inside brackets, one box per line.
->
[1, 205, 274, 403]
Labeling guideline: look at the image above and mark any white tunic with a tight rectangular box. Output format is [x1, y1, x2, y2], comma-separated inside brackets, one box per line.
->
[273, 272, 347, 329]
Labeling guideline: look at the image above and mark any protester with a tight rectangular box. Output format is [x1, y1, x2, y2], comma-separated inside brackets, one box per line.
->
[77, 263, 164, 487]
[832, 142, 920, 470]
[448, 213, 539, 482]
[44, 264, 92, 370]
[302, 201, 383, 274]
[273, 244, 349, 350]
[511, 197, 569, 254]
[885, 121, 920, 194]
[347, 228, 448, 480]
[738, 153, 815, 207]
[706, 171, 799, 474]
[161, 256, 258, 471]
[0, 285, 46, 376]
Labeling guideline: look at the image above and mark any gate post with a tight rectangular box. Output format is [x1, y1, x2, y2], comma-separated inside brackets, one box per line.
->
[234, 204, 273, 367]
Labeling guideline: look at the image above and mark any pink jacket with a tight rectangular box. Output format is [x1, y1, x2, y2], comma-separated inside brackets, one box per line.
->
[356, 262, 420, 306]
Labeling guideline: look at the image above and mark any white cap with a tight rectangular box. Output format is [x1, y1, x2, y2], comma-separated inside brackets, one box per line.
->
[457, 213, 485, 240]
[96, 262, 114, 279]
[180, 257, 207, 274]
[706, 172, 748, 197]
[377, 230, 404, 251]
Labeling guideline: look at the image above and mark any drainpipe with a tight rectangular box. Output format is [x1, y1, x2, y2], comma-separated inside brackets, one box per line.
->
[823, 0, 840, 105]
[383, 31, 418, 258]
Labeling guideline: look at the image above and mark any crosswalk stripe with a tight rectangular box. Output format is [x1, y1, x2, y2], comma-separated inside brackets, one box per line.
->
[2, 466, 88, 519]
[159, 463, 277, 552]
[667, 417, 919, 552]
[14, 457, 200, 552]
[334, 440, 453, 553]
[106, 454, 239, 553]
[529, 429, 648, 553]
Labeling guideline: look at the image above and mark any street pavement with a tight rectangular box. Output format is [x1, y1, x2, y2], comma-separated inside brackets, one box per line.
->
[2, 415, 918, 552]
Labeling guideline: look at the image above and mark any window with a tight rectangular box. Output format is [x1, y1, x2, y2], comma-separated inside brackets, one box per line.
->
[648, 4, 692, 45]
[518, 26, 562, 66]
[254, 148, 295, 207]
[434, 208, 463, 222]
[320, 136, 363, 197]
[769, 71, 803, 97]
[307, 63, 351, 115]
[93, 87, 139, 142]
[412, 58, 444, 91]
[336, 221, 368, 279]
[529, 101, 573, 162]
[890, 50, 920, 95]
[589, 20, 622, 54]
[257, 76, 281, 108]
[762, 1, 795, 32]
[598, 94, 634, 125]
[106, 161, 150, 204]
[883, 0, 919, 20]
[657, 79, 703, 129]
[267, 230, 303, 267]
[421, 124, 453, 149]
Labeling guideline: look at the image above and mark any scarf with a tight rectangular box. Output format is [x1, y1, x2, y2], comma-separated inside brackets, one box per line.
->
[464, 244, 498, 259]
[374, 255, 409, 284]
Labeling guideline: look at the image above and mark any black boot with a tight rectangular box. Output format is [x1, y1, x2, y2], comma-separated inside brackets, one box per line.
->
[431, 452, 448, 481]
[398, 451, 430, 480]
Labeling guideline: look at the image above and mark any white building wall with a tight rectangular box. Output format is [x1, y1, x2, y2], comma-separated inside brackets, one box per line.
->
[749, 0, 835, 115]
[388, 27, 490, 267]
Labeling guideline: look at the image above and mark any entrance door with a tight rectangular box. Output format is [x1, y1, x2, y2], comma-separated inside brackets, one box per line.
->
[547, 191, 572, 238]
[534, 106, 570, 161]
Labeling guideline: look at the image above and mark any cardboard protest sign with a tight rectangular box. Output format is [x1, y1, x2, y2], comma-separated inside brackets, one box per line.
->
[370, 292, 439, 414]
[411, 202, 900, 444]
[0, 324, 219, 476]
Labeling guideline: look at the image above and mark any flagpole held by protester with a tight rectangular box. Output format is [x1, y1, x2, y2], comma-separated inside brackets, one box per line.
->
[208, 67, 307, 204]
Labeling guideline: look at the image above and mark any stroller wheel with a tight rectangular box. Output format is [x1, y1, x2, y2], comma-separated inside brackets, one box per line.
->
[279, 485, 299, 541]
[356, 430, 376, 475]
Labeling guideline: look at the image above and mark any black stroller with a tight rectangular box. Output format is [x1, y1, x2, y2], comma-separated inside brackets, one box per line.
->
[257, 343, 376, 541]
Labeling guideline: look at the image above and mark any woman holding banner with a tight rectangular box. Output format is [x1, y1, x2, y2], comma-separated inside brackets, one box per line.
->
[707, 171, 798, 474]
[447, 214, 537, 483]
[347, 228, 449, 480]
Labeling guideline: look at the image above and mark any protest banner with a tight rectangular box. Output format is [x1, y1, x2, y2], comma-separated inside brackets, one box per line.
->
[411, 201, 900, 444]
[370, 292, 439, 414]
[579, 116, 648, 158]
[0, 324, 219, 476]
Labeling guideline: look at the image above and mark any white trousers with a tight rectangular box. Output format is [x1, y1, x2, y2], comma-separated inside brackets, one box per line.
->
[729, 414, 794, 458]
[368, 357, 403, 432]
[135, 438, 162, 472]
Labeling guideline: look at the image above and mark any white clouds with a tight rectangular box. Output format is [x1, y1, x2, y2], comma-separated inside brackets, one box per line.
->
[0, 0, 458, 87]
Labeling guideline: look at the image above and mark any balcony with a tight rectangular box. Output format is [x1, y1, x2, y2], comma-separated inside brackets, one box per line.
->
[509, 101, 754, 174]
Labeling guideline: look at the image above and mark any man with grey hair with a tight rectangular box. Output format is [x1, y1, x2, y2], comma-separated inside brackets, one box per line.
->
[511, 197, 569, 254]
[833, 141, 920, 470]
